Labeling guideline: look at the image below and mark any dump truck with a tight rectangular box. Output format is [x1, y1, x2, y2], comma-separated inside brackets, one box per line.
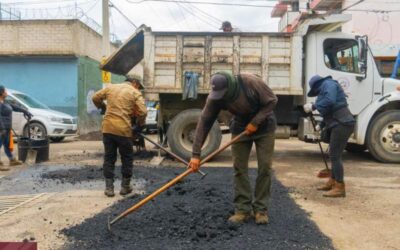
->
[102, 14, 400, 163]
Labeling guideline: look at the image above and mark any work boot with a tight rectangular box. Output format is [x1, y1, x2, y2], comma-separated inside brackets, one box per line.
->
[0, 161, 10, 171]
[317, 178, 335, 191]
[255, 211, 269, 225]
[104, 178, 115, 197]
[120, 177, 133, 195]
[9, 158, 22, 166]
[323, 181, 346, 198]
[228, 211, 252, 224]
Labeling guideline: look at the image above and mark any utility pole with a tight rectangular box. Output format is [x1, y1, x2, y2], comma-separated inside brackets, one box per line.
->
[102, 0, 111, 85]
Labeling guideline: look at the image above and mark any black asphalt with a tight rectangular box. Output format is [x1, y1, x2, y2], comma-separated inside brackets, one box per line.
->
[58, 166, 334, 250]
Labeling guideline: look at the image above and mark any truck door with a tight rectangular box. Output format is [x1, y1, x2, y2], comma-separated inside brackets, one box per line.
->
[315, 34, 373, 115]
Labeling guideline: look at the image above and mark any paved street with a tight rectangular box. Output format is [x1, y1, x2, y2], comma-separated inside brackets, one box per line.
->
[0, 136, 399, 249]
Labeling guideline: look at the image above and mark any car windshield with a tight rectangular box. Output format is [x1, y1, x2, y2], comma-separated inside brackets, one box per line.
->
[13, 93, 49, 109]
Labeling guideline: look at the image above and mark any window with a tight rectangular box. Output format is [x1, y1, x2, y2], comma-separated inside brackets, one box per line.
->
[323, 39, 360, 74]
[5, 96, 23, 109]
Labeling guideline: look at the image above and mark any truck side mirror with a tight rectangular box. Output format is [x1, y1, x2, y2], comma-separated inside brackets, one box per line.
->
[356, 35, 368, 80]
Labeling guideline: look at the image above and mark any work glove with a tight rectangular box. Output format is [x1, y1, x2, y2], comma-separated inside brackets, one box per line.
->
[315, 124, 321, 132]
[303, 103, 314, 114]
[189, 157, 200, 172]
[132, 125, 144, 134]
[23, 111, 33, 120]
[100, 105, 107, 115]
[245, 123, 257, 136]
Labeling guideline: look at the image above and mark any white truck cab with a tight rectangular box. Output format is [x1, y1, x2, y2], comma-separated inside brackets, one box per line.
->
[302, 31, 400, 162]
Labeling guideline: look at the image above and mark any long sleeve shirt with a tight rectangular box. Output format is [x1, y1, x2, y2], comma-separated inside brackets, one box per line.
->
[313, 79, 355, 128]
[0, 101, 28, 130]
[92, 82, 147, 138]
[192, 73, 278, 157]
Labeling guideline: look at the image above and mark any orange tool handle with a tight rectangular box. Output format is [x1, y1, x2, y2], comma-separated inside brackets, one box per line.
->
[109, 131, 246, 226]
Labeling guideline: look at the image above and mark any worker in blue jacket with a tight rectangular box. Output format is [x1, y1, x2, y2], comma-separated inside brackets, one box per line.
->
[303, 75, 355, 198]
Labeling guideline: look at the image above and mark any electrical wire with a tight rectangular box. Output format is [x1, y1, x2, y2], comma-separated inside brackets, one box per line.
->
[109, 0, 137, 28]
[175, 1, 219, 28]
[126, 0, 276, 8]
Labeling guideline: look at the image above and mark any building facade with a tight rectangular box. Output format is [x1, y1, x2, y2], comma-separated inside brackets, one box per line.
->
[0, 20, 124, 134]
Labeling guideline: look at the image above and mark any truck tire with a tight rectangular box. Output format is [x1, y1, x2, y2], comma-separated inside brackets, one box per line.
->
[345, 143, 366, 153]
[167, 109, 222, 161]
[366, 110, 400, 163]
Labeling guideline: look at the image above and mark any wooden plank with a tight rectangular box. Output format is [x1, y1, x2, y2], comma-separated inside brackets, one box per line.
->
[211, 63, 233, 75]
[240, 64, 262, 75]
[176, 35, 183, 89]
[183, 47, 205, 63]
[204, 36, 212, 89]
[183, 36, 205, 47]
[261, 35, 269, 83]
[233, 35, 240, 76]
[143, 31, 155, 88]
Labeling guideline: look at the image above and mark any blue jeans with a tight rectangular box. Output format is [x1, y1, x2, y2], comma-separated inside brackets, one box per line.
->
[0, 130, 14, 160]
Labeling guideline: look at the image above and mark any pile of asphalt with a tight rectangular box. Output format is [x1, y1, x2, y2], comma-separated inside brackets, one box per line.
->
[61, 167, 333, 249]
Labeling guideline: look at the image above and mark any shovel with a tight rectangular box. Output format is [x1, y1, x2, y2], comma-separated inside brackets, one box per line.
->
[309, 114, 331, 178]
[107, 131, 247, 231]
[139, 133, 207, 178]
[24, 115, 37, 165]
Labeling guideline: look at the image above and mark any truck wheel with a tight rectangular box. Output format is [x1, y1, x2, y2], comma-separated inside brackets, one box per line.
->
[345, 143, 366, 153]
[367, 110, 400, 163]
[167, 109, 222, 161]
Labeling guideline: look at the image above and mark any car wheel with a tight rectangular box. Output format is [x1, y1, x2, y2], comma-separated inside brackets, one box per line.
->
[50, 137, 65, 143]
[24, 122, 47, 140]
[167, 109, 222, 161]
[366, 110, 400, 163]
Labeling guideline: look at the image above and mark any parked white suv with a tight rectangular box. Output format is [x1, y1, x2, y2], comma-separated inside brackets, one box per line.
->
[6, 89, 78, 142]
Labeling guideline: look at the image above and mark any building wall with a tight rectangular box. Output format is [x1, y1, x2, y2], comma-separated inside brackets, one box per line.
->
[0, 20, 119, 61]
[77, 56, 125, 134]
[0, 56, 78, 115]
[341, 1, 400, 57]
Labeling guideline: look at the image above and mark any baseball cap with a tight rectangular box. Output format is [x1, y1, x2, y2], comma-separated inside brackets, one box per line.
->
[209, 74, 228, 100]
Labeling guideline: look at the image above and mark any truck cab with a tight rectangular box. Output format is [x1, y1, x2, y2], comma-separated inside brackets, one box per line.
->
[302, 31, 400, 162]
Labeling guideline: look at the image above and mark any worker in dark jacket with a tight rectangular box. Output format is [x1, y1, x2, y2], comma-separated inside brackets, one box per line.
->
[303, 75, 355, 198]
[0, 85, 33, 171]
[189, 72, 278, 224]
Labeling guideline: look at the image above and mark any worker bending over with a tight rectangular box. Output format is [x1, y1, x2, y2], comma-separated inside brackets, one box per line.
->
[189, 72, 278, 224]
[303, 75, 355, 198]
[92, 75, 147, 197]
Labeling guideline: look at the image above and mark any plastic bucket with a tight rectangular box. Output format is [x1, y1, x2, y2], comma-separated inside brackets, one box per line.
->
[18, 137, 49, 163]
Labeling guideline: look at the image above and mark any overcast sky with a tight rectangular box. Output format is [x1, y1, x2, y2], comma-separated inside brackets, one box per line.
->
[0, 0, 280, 41]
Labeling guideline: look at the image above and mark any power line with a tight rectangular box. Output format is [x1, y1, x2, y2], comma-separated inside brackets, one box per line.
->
[181, 0, 222, 24]
[109, 0, 137, 28]
[126, 0, 276, 8]
[175, 1, 219, 28]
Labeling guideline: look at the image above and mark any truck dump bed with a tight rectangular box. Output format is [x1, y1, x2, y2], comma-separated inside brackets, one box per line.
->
[102, 25, 303, 96]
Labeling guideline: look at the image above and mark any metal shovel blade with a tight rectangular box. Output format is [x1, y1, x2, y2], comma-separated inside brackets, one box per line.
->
[25, 149, 37, 165]
[149, 156, 164, 166]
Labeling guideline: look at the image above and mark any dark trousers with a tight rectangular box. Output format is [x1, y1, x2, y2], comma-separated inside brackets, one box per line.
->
[231, 132, 275, 213]
[103, 133, 133, 179]
[0, 130, 13, 159]
[329, 124, 354, 183]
